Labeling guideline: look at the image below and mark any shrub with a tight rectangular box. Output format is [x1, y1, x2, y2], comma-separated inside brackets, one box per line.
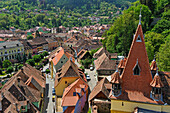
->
[33, 55, 41, 63]
[26, 59, 35, 66]
[45, 69, 50, 74]
[6, 66, 13, 74]
[3, 60, 12, 68]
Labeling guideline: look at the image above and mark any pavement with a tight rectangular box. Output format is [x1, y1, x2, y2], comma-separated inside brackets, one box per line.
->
[75, 59, 97, 92]
[42, 64, 55, 113]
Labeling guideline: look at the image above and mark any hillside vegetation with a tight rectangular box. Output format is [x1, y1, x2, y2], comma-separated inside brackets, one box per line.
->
[102, 0, 170, 71]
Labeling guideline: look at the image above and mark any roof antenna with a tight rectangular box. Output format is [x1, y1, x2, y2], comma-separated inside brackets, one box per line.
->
[139, 7, 142, 25]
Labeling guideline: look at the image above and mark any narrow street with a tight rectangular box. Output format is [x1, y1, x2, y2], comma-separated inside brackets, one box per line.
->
[75, 59, 97, 92]
[42, 64, 55, 113]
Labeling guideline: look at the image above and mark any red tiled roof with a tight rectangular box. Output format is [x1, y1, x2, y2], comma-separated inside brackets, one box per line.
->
[89, 78, 110, 101]
[94, 53, 116, 70]
[118, 58, 127, 69]
[52, 47, 65, 65]
[62, 78, 88, 107]
[111, 70, 121, 84]
[150, 74, 164, 88]
[62, 96, 79, 106]
[120, 24, 152, 96]
[150, 60, 157, 71]
[0, 38, 4, 41]
[109, 90, 164, 104]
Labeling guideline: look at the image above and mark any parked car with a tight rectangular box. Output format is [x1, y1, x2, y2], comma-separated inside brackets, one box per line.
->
[86, 75, 91, 81]
[52, 88, 56, 95]
[90, 65, 94, 71]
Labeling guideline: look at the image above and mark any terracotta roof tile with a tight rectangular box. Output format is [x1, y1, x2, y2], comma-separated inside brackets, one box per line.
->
[150, 73, 164, 88]
[110, 70, 121, 84]
[89, 78, 109, 101]
[109, 90, 164, 104]
[150, 60, 158, 71]
[51, 47, 65, 65]
[55, 60, 86, 87]
[62, 78, 88, 108]
[118, 58, 127, 69]
[120, 25, 152, 96]
[94, 53, 116, 70]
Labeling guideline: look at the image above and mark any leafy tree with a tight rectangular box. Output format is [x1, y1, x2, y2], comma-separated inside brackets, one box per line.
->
[28, 53, 32, 59]
[27, 35, 33, 40]
[145, 32, 164, 53]
[40, 53, 44, 59]
[3, 60, 12, 68]
[26, 59, 35, 66]
[6, 66, 14, 74]
[43, 51, 49, 57]
[0, 68, 2, 75]
[156, 40, 170, 71]
[18, 64, 23, 69]
[23, 52, 27, 63]
[33, 55, 41, 63]
[0, 59, 2, 68]
[145, 41, 154, 62]
[45, 69, 50, 74]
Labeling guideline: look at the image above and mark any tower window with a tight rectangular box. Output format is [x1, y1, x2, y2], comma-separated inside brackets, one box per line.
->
[136, 35, 142, 42]
[133, 59, 140, 75]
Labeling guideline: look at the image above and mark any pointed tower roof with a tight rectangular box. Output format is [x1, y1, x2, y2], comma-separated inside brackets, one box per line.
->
[150, 71, 164, 88]
[150, 58, 158, 71]
[120, 21, 152, 96]
[118, 58, 127, 69]
[111, 70, 121, 84]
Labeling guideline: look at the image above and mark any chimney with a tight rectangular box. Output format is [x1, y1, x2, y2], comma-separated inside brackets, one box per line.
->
[17, 77, 21, 87]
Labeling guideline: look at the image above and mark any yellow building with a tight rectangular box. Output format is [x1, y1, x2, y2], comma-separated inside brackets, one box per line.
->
[109, 15, 170, 112]
[54, 60, 83, 96]
[0, 41, 24, 61]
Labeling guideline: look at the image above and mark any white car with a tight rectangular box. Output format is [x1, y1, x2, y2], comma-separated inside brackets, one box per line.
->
[86, 75, 91, 81]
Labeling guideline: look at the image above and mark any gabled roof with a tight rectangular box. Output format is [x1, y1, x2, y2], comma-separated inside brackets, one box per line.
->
[120, 24, 152, 96]
[111, 70, 121, 84]
[150, 73, 164, 88]
[51, 47, 65, 65]
[93, 47, 117, 59]
[14, 64, 46, 90]
[77, 49, 87, 58]
[89, 78, 110, 101]
[0, 75, 40, 112]
[94, 53, 116, 70]
[118, 58, 127, 69]
[62, 78, 88, 107]
[150, 59, 158, 71]
[54, 60, 82, 87]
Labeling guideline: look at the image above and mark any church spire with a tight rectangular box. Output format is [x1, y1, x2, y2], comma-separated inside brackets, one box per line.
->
[139, 7, 142, 25]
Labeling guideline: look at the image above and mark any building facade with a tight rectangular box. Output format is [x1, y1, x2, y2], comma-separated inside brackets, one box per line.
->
[0, 41, 24, 61]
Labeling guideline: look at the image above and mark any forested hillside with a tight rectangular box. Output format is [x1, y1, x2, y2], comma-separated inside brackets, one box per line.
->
[102, 0, 170, 71]
[0, 0, 136, 30]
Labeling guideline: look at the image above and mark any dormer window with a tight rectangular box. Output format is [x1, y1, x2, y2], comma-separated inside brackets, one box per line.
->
[133, 59, 141, 75]
[112, 83, 121, 97]
[136, 35, 142, 42]
[151, 87, 162, 100]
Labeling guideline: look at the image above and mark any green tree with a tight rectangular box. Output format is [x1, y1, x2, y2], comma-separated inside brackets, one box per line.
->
[145, 42, 154, 62]
[157, 40, 170, 71]
[0, 68, 2, 75]
[40, 53, 44, 59]
[33, 55, 41, 63]
[23, 52, 27, 63]
[6, 66, 14, 74]
[43, 51, 49, 57]
[45, 69, 50, 74]
[26, 59, 35, 66]
[15, 65, 18, 72]
[0, 59, 2, 68]
[3, 60, 12, 68]
[27, 35, 33, 40]
[28, 53, 32, 59]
